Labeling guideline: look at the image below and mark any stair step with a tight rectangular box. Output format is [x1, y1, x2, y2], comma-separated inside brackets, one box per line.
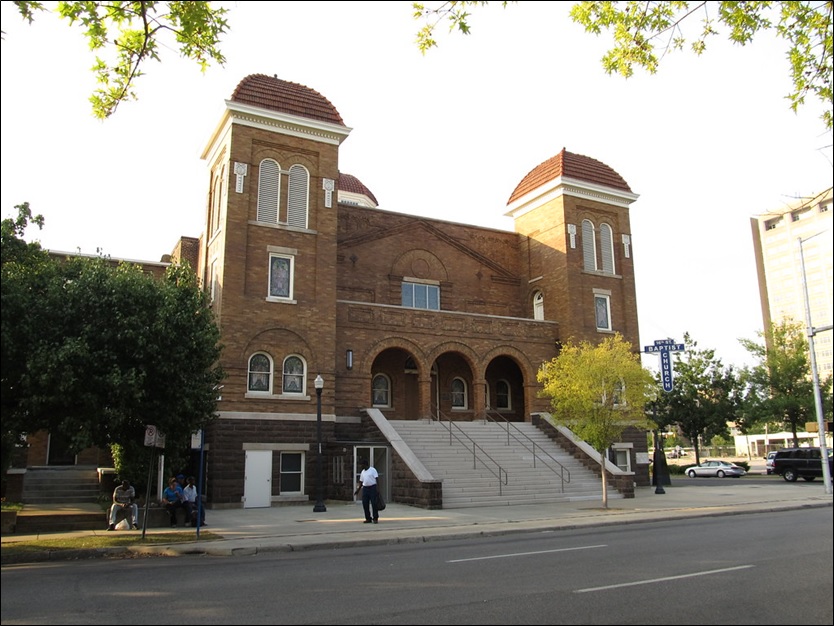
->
[21, 467, 102, 505]
[389, 420, 615, 509]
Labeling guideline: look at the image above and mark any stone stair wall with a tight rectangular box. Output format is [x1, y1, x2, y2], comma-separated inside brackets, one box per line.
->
[11, 505, 180, 534]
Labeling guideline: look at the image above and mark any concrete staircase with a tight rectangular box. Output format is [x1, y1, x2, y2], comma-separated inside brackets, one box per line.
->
[21, 466, 101, 505]
[388, 419, 619, 508]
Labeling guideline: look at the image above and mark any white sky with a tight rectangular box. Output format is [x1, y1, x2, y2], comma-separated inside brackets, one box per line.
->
[2, 2, 832, 371]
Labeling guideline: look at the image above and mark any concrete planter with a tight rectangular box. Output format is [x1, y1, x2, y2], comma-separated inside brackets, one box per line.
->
[1, 510, 18, 534]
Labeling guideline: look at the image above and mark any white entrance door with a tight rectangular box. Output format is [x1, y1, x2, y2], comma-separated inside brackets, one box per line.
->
[244, 450, 272, 508]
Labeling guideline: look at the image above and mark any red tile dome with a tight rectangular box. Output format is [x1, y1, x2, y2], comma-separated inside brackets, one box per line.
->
[338, 173, 378, 206]
[230, 74, 345, 126]
[508, 148, 631, 204]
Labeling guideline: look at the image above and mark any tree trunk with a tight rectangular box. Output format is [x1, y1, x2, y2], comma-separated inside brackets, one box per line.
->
[599, 448, 608, 509]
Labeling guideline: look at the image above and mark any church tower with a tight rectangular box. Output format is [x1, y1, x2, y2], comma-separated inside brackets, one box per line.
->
[505, 148, 640, 348]
[198, 75, 351, 505]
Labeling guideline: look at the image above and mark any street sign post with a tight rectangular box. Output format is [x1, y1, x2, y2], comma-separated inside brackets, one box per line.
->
[644, 338, 685, 496]
[643, 339, 685, 392]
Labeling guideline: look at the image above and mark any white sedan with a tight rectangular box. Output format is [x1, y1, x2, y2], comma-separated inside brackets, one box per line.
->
[684, 460, 746, 478]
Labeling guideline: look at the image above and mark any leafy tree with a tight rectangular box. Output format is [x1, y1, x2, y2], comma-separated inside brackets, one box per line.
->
[652, 332, 739, 466]
[413, 1, 834, 129]
[537, 333, 657, 508]
[5, 1, 229, 118]
[0, 203, 50, 479]
[1, 209, 225, 478]
[738, 318, 831, 447]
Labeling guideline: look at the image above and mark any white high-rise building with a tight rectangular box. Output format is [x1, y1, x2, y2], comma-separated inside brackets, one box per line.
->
[751, 188, 833, 381]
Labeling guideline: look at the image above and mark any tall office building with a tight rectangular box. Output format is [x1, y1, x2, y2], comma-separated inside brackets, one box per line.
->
[751, 187, 833, 380]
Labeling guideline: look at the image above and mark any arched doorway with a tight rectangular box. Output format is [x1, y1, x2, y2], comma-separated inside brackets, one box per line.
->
[431, 351, 475, 420]
[370, 348, 421, 420]
[485, 355, 525, 421]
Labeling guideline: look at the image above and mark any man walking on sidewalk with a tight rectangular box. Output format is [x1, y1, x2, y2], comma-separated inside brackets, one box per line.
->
[354, 459, 381, 524]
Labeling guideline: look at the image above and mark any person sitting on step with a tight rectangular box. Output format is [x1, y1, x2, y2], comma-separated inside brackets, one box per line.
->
[161, 477, 188, 528]
[107, 479, 139, 531]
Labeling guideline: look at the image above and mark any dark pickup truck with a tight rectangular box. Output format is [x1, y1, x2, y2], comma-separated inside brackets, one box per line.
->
[772, 447, 833, 482]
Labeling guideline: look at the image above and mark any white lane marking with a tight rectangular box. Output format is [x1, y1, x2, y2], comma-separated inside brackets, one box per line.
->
[448, 544, 607, 563]
[574, 564, 755, 593]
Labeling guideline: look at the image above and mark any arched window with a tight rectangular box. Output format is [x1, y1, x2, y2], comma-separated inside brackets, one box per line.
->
[612, 379, 626, 407]
[257, 159, 281, 223]
[209, 164, 225, 237]
[282, 356, 305, 394]
[600, 223, 615, 274]
[287, 164, 309, 229]
[372, 374, 391, 407]
[582, 219, 597, 271]
[248, 353, 272, 393]
[451, 378, 467, 409]
[533, 290, 544, 320]
[496, 379, 511, 410]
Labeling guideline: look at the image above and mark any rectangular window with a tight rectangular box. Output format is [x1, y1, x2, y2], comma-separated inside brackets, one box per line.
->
[402, 281, 440, 310]
[279, 452, 303, 493]
[614, 448, 630, 472]
[594, 294, 611, 331]
[269, 254, 293, 300]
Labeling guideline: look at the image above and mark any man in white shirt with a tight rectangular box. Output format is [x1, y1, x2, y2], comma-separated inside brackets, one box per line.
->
[354, 459, 381, 524]
[183, 476, 206, 527]
[107, 479, 139, 530]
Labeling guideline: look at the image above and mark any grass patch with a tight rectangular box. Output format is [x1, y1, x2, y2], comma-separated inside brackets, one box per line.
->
[1, 501, 24, 511]
[2, 531, 221, 556]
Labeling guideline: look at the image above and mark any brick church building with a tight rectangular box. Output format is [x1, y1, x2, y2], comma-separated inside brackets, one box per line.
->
[19, 74, 648, 508]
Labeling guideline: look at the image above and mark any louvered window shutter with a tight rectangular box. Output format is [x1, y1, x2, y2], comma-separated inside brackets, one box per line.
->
[582, 220, 597, 271]
[600, 223, 615, 274]
[287, 165, 309, 228]
[257, 159, 280, 223]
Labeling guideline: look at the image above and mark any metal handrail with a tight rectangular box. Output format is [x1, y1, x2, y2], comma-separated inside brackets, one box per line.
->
[433, 411, 509, 494]
[482, 410, 570, 491]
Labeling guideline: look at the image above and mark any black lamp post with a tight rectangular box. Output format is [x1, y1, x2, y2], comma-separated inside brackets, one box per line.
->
[653, 429, 666, 494]
[313, 375, 327, 512]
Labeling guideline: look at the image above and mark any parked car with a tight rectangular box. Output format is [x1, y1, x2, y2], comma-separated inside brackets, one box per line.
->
[684, 460, 746, 478]
[765, 451, 778, 475]
[772, 447, 833, 482]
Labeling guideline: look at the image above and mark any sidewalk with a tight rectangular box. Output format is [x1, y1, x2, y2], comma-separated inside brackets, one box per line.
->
[3, 482, 831, 563]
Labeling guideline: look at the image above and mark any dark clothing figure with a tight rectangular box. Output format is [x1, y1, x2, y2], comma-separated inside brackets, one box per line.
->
[361, 483, 379, 524]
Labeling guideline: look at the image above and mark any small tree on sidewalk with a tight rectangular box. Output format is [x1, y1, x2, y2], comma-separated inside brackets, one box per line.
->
[537, 333, 657, 508]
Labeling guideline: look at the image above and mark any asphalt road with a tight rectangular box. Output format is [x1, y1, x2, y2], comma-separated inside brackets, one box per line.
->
[2, 507, 831, 625]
